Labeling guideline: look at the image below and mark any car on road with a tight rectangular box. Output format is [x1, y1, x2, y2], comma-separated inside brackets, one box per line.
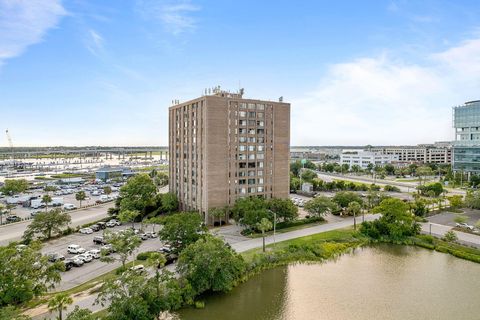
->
[158, 245, 172, 254]
[6, 215, 21, 222]
[67, 244, 86, 254]
[63, 203, 77, 210]
[164, 253, 178, 265]
[90, 224, 100, 232]
[456, 223, 475, 230]
[79, 228, 93, 234]
[30, 211, 42, 217]
[97, 222, 107, 229]
[130, 264, 145, 273]
[106, 221, 116, 228]
[47, 252, 65, 262]
[139, 233, 149, 240]
[86, 249, 101, 259]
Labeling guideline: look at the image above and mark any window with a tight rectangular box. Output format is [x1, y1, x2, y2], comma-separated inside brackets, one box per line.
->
[248, 137, 256, 143]
[258, 170, 263, 176]
[248, 154, 255, 160]
[257, 121, 264, 127]
[248, 145, 255, 151]
[249, 129, 256, 135]
[258, 137, 265, 143]
[239, 187, 246, 194]
[257, 129, 264, 135]
[258, 178, 264, 184]
[238, 154, 246, 160]
[257, 104, 265, 110]
[239, 136, 247, 142]
[239, 111, 246, 117]
[239, 103, 246, 109]
[248, 170, 256, 176]
[248, 112, 256, 118]
[248, 120, 256, 126]
[248, 162, 256, 168]
[257, 112, 264, 118]
[248, 178, 256, 185]
[257, 153, 264, 160]
[239, 162, 247, 168]
[257, 186, 264, 192]
[239, 171, 247, 177]
[239, 179, 246, 185]
[258, 145, 264, 151]
[258, 161, 264, 168]
[239, 128, 247, 134]
[239, 145, 246, 151]
[248, 187, 256, 193]
[239, 120, 247, 126]
[248, 103, 256, 110]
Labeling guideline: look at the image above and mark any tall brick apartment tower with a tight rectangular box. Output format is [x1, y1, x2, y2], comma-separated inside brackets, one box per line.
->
[169, 88, 290, 224]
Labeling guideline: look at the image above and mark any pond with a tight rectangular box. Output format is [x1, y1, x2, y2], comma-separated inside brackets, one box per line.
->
[173, 245, 480, 320]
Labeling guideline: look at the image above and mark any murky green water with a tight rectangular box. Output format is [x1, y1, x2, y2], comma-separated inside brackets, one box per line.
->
[173, 245, 480, 320]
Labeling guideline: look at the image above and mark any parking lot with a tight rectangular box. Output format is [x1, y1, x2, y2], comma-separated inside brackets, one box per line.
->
[41, 221, 164, 291]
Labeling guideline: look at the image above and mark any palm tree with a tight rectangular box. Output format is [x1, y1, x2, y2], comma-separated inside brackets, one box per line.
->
[42, 194, 52, 212]
[347, 201, 362, 230]
[75, 191, 86, 208]
[48, 292, 73, 320]
[256, 218, 273, 252]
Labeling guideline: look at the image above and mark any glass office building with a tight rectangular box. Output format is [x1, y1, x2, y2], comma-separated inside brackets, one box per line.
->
[453, 100, 480, 173]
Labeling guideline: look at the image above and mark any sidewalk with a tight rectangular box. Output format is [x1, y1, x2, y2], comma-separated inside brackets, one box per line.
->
[420, 222, 480, 248]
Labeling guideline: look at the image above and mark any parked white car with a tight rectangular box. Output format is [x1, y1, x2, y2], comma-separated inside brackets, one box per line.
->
[74, 254, 93, 263]
[67, 244, 86, 254]
[79, 228, 93, 234]
[86, 249, 101, 259]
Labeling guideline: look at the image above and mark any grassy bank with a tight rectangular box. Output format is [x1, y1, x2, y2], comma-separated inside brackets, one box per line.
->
[246, 217, 326, 238]
[411, 235, 480, 263]
[241, 228, 369, 279]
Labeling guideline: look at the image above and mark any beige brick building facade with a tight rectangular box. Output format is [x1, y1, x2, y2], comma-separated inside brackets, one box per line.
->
[169, 89, 290, 223]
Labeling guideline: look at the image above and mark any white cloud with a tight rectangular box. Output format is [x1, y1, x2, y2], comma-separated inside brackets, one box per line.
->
[291, 36, 480, 146]
[85, 29, 104, 56]
[136, 0, 200, 35]
[0, 0, 66, 65]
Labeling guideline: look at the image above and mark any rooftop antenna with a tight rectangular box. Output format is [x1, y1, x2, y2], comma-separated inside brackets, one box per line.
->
[279, 96, 283, 102]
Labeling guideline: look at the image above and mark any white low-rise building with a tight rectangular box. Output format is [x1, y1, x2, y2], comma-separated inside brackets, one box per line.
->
[340, 151, 398, 169]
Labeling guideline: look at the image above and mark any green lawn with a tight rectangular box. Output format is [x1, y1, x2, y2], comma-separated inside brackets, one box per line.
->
[247, 219, 327, 238]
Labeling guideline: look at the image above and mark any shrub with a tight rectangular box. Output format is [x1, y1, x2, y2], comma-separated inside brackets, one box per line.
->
[384, 185, 401, 192]
[137, 251, 155, 261]
[443, 230, 458, 243]
[195, 301, 205, 309]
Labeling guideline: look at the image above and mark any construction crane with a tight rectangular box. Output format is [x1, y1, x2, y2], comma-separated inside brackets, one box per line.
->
[5, 129, 14, 165]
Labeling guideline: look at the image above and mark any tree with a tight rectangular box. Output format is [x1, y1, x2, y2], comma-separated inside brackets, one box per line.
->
[290, 176, 301, 191]
[231, 197, 269, 229]
[153, 172, 169, 189]
[209, 207, 226, 226]
[65, 306, 94, 320]
[256, 218, 273, 252]
[416, 166, 434, 185]
[0, 242, 62, 306]
[1, 179, 29, 195]
[417, 182, 444, 197]
[120, 174, 157, 215]
[361, 198, 420, 241]
[0, 203, 6, 225]
[103, 186, 112, 195]
[101, 229, 142, 269]
[48, 293, 73, 320]
[346, 201, 361, 230]
[157, 212, 206, 253]
[96, 270, 152, 320]
[464, 190, 480, 209]
[304, 196, 339, 217]
[75, 191, 86, 208]
[384, 185, 400, 192]
[411, 198, 428, 217]
[118, 209, 140, 229]
[42, 194, 52, 212]
[267, 198, 298, 222]
[44, 185, 57, 194]
[0, 306, 31, 320]
[300, 169, 317, 183]
[332, 191, 363, 211]
[443, 230, 458, 243]
[448, 195, 464, 209]
[23, 209, 71, 241]
[384, 164, 395, 176]
[176, 236, 246, 296]
[160, 193, 179, 213]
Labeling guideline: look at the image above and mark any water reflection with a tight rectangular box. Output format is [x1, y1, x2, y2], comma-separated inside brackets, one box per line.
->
[175, 245, 480, 320]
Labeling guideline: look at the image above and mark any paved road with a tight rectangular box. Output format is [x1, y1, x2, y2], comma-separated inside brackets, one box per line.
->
[0, 203, 114, 246]
[316, 172, 466, 196]
[421, 222, 480, 248]
[28, 214, 379, 319]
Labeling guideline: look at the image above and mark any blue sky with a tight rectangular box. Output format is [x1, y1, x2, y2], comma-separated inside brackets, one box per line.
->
[1, 0, 480, 146]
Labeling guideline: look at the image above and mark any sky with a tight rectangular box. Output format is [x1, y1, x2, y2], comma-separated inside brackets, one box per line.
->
[1, 0, 480, 147]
